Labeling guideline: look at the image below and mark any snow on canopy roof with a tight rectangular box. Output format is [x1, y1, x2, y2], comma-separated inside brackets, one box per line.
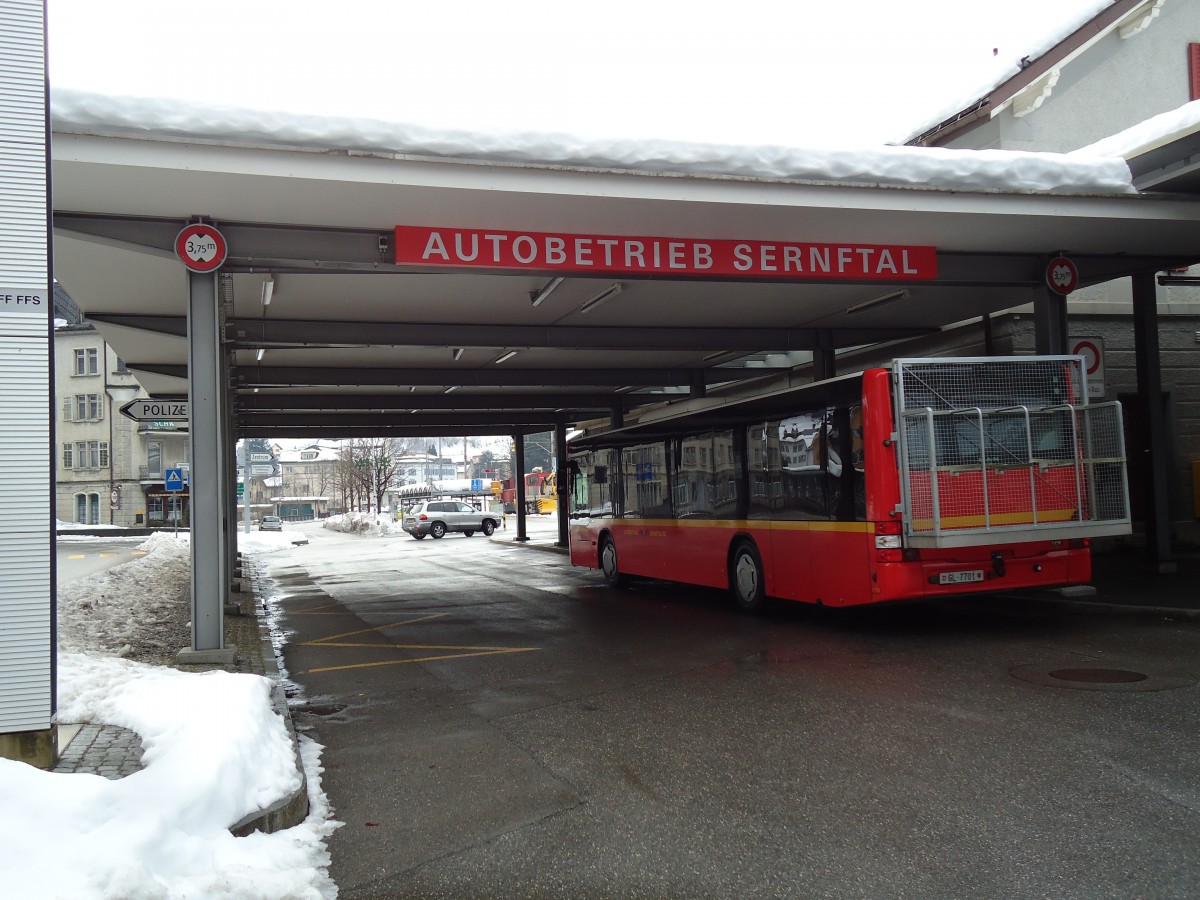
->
[51, 88, 1134, 196]
[1073, 99, 1200, 159]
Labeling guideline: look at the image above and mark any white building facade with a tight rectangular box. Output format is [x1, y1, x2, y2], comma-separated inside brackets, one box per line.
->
[54, 323, 189, 527]
[905, 0, 1200, 545]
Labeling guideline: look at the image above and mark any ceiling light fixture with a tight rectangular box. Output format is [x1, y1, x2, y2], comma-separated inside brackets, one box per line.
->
[260, 275, 274, 306]
[444, 385, 458, 394]
[580, 282, 623, 314]
[845, 288, 909, 315]
[494, 350, 518, 364]
[255, 348, 266, 361]
[452, 348, 464, 360]
[529, 276, 566, 307]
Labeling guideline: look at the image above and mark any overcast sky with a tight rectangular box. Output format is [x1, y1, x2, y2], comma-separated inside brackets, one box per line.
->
[47, 0, 1111, 148]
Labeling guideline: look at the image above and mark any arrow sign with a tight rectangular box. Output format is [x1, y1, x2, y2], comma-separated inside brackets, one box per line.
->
[120, 398, 189, 422]
[164, 468, 185, 492]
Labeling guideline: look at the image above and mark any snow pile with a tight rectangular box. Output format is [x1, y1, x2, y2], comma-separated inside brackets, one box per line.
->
[51, 88, 1135, 195]
[1074, 98, 1200, 159]
[58, 532, 192, 660]
[321, 511, 402, 535]
[19, 530, 344, 896]
[0, 653, 338, 898]
[238, 529, 301, 553]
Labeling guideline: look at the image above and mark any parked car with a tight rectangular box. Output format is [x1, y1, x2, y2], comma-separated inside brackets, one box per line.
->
[402, 500, 500, 540]
[258, 515, 283, 532]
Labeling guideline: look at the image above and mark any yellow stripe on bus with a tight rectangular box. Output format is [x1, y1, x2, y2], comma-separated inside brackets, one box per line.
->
[909, 508, 1079, 530]
[571, 518, 872, 534]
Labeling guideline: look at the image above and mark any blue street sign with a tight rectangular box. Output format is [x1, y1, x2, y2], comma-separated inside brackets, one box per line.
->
[165, 468, 185, 492]
[471, 478, 483, 491]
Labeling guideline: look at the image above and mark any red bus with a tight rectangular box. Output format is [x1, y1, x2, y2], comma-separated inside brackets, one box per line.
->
[566, 356, 1130, 610]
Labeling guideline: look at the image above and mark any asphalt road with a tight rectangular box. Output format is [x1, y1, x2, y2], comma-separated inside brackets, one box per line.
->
[57, 536, 148, 582]
[259, 521, 1200, 899]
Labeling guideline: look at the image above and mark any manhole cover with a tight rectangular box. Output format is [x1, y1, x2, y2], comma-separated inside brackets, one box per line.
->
[1048, 668, 1148, 684]
[1010, 663, 1194, 692]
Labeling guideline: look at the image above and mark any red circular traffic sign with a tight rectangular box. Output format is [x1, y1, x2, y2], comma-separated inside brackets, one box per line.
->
[1046, 256, 1078, 295]
[175, 223, 228, 273]
[1072, 339, 1101, 374]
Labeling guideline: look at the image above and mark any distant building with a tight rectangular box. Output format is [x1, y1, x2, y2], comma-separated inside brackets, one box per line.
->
[900, 0, 1200, 545]
[274, 441, 340, 499]
[54, 322, 188, 526]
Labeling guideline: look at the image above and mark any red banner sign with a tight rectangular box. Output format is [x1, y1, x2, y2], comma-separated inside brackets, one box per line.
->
[394, 226, 937, 281]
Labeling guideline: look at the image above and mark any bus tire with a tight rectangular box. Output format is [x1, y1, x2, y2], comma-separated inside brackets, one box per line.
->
[430, 522, 447, 539]
[482, 520, 496, 536]
[600, 536, 627, 588]
[730, 541, 766, 613]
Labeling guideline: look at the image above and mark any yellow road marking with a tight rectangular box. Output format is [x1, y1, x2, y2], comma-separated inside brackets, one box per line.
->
[307, 647, 536, 674]
[310, 642, 537, 651]
[66, 554, 84, 559]
[302, 612, 447, 644]
[298, 610, 540, 674]
[288, 603, 352, 616]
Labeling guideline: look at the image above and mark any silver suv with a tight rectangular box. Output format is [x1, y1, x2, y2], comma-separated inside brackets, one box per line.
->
[403, 500, 501, 540]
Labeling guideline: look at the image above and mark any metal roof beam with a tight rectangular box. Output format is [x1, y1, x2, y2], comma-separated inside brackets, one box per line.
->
[238, 411, 562, 428]
[92, 313, 931, 351]
[236, 424, 549, 439]
[236, 392, 633, 411]
[131, 363, 789, 387]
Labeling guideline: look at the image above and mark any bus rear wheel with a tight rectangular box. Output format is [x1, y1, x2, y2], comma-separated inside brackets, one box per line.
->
[731, 542, 766, 613]
[600, 537, 626, 588]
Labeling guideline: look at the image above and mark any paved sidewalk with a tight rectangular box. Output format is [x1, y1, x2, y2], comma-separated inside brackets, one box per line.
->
[53, 575, 282, 783]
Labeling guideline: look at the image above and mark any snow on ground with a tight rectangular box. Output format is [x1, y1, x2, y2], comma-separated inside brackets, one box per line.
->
[0, 530, 341, 899]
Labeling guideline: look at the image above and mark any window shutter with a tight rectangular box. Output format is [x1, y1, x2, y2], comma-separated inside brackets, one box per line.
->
[1190, 43, 1200, 101]
[97, 396, 104, 420]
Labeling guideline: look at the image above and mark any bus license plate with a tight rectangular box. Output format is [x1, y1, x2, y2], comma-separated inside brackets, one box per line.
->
[939, 570, 984, 585]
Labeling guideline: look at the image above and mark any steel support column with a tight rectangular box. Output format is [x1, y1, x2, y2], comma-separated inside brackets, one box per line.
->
[186, 271, 228, 651]
[1034, 280, 1068, 354]
[1131, 271, 1175, 572]
[513, 434, 528, 542]
[555, 418, 568, 549]
[224, 355, 238, 593]
[813, 330, 836, 381]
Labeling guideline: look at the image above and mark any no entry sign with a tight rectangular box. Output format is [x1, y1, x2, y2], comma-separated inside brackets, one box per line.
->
[175, 223, 228, 273]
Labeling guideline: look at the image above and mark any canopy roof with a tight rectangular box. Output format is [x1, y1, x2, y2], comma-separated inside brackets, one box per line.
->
[51, 91, 1200, 439]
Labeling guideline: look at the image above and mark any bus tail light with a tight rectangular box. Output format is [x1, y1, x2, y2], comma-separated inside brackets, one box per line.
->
[1069, 538, 1089, 549]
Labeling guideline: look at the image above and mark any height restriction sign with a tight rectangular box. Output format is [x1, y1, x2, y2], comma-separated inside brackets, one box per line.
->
[175, 223, 228, 273]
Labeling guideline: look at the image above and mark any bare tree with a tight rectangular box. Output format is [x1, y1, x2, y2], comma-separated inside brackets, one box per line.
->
[337, 438, 409, 513]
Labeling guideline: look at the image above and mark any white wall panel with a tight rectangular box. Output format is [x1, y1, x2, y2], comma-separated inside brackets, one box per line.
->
[0, 0, 52, 734]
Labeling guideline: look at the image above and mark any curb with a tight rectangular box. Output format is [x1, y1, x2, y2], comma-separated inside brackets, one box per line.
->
[228, 565, 311, 836]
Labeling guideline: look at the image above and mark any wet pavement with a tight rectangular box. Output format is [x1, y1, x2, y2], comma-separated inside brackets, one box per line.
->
[49, 517, 1200, 898]
[256, 519, 1200, 899]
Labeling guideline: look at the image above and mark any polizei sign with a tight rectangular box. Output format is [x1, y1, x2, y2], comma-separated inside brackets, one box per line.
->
[394, 226, 937, 281]
[120, 398, 189, 422]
